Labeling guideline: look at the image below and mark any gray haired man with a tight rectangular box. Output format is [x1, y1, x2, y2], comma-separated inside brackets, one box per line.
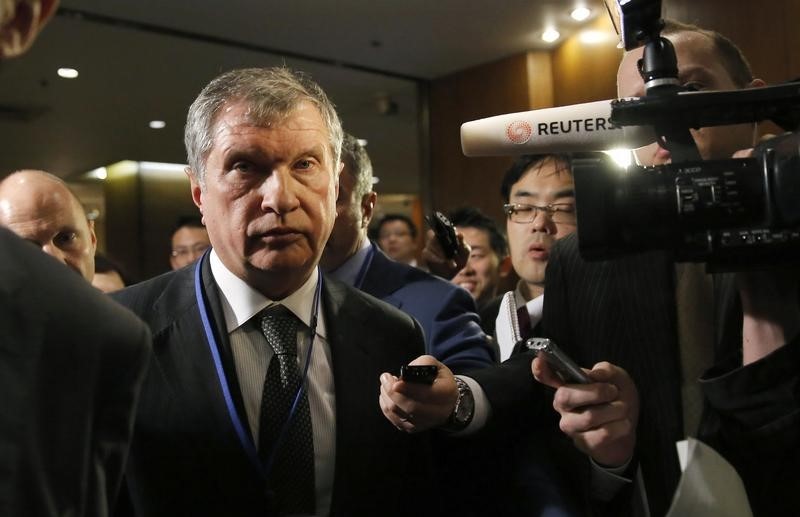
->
[113, 67, 436, 517]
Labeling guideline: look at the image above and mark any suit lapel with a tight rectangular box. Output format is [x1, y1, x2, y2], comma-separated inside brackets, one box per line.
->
[323, 278, 394, 512]
[150, 257, 259, 474]
[358, 245, 406, 307]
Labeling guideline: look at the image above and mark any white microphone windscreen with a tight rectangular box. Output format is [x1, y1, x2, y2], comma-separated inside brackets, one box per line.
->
[460, 99, 656, 156]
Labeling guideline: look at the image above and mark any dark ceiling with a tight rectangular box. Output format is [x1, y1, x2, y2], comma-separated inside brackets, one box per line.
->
[0, 0, 607, 194]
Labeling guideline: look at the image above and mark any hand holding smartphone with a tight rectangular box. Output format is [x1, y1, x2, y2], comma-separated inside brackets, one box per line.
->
[425, 211, 459, 260]
[526, 338, 591, 384]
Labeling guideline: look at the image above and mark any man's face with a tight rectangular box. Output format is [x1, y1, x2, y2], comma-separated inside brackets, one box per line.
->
[170, 225, 210, 270]
[378, 220, 416, 264]
[0, 174, 96, 281]
[190, 100, 339, 299]
[320, 164, 372, 271]
[506, 160, 576, 299]
[618, 31, 759, 166]
[451, 225, 500, 305]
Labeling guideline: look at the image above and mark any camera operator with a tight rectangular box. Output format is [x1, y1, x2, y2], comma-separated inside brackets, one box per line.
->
[535, 20, 800, 516]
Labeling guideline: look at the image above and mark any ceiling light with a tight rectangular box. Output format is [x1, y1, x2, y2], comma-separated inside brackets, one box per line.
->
[570, 6, 592, 21]
[541, 28, 561, 43]
[149, 120, 166, 129]
[579, 30, 610, 44]
[138, 161, 186, 174]
[86, 167, 107, 180]
[57, 68, 79, 79]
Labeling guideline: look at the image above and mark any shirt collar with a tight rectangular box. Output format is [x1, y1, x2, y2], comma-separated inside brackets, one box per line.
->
[514, 283, 544, 325]
[209, 249, 325, 337]
[326, 238, 372, 287]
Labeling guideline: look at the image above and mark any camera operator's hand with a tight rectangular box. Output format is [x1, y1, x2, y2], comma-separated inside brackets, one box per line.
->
[379, 355, 458, 433]
[421, 229, 470, 279]
[533, 357, 639, 468]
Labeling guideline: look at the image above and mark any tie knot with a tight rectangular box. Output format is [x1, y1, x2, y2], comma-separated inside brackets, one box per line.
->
[260, 305, 300, 356]
[516, 305, 533, 339]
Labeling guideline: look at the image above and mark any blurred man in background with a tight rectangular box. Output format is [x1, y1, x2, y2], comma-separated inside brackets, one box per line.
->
[169, 215, 210, 270]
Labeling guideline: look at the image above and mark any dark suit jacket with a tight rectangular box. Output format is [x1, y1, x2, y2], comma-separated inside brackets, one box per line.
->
[360, 244, 495, 373]
[113, 255, 435, 517]
[541, 233, 800, 516]
[0, 228, 151, 517]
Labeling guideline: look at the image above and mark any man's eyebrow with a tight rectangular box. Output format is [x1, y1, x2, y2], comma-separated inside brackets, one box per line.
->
[553, 188, 575, 199]
[512, 187, 575, 200]
[511, 189, 535, 199]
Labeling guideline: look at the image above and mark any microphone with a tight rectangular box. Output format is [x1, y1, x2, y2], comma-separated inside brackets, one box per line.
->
[460, 99, 657, 157]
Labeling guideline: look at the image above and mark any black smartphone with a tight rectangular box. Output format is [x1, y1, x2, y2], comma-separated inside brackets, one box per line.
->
[399, 365, 438, 385]
[525, 338, 591, 384]
[425, 211, 459, 259]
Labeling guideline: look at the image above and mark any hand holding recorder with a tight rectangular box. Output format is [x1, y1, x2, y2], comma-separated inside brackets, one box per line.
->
[379, 355, 458, 433]
[532, 342, 639, 468]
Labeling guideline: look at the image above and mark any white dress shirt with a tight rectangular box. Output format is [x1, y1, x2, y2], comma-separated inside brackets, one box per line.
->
[210, 250, 335, 516]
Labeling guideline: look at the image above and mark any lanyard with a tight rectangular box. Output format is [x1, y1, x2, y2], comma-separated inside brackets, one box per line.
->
[194, 252, 321, 477]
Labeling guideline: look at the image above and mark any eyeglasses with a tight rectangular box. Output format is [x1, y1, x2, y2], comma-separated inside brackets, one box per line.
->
[503, 203, 576, 225]
[171, 243, 210, 258]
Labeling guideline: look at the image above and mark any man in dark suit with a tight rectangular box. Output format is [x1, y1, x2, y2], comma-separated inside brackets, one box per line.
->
[533, 21, 800, 516]
[114, 67, 435, 516]
[0, 227, 152, 516]
[1, 2, 151, 515]
[320, 133, 495, 373]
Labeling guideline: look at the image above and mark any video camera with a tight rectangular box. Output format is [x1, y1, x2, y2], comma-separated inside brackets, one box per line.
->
[573, 0, 800, 271]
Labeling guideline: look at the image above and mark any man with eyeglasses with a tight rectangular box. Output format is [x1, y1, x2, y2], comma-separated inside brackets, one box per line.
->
[488, 154, 576, 358]
[169, 215, 211, 270]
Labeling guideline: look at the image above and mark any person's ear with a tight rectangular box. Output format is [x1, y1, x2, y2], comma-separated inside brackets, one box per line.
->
[87, 218, 98, 254]
[361, 191, 377, 228]
[0, 0, 60, 59]
[187, 169, 205, 224]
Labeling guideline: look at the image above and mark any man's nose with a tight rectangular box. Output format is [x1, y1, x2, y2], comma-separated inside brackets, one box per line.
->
[260, 169, 300, 215]
[530, 209, 556, 234]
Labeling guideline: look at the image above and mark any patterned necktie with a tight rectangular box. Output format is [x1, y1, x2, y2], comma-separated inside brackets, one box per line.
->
[259, 305, 316, 515]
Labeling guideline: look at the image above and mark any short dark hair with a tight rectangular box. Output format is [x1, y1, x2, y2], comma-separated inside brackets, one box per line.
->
[172, 215, 204, 238]
[662, 19, 754, 88]
[448, 206, 507, 258]
[500, 154, 572, 203]
[94, 252, 133, 286]
[377, 213, 417, 239]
